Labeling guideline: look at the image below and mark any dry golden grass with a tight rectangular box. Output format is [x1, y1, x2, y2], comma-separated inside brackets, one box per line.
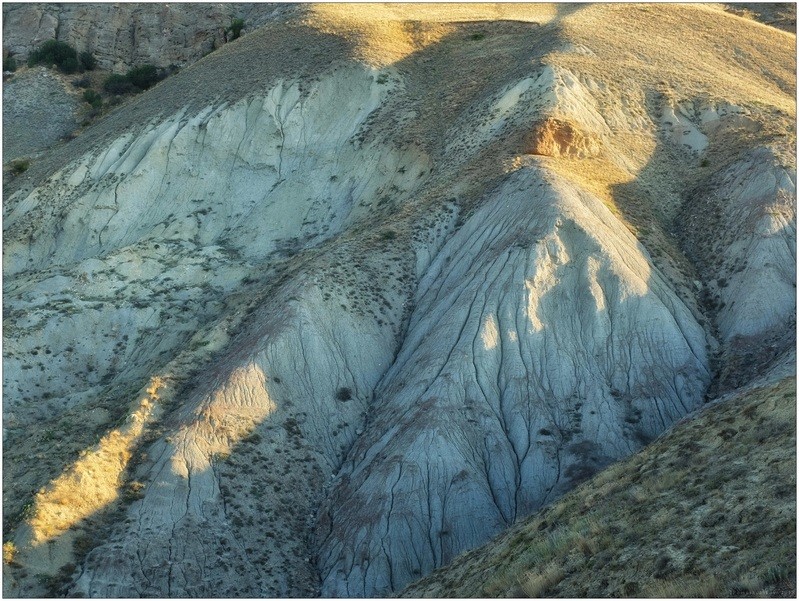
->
[519, 562, 566, 598]
[642, 574, 724, 598]
[556, 4, 795, 112]
[306, 3, 556, 67]
[312, 3, 558, 24]
[4, 376, 169, 587]
[307, 3, 794, 113]
[27, 376, 165, 543]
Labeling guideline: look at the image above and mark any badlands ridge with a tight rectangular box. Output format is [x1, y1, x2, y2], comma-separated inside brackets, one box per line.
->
[2, 3, 796, 597]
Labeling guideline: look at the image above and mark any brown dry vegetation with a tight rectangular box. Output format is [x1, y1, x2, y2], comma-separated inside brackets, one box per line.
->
[724, 3, 796, 33]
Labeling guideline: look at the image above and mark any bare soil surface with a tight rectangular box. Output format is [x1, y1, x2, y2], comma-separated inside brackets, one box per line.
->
[2, 67, 79, 160]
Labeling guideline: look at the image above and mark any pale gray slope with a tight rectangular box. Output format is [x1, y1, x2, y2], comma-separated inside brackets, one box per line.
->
[3, 65, 427, 434]
[72, 277, 401, 596]
[315, 163, 710, 597]
[65, 201, 454, 596]
[3, 66, 426, 277]
[69, 160, 711, 598]
[2, 54, 439, 598]
[710, 149, 795, 341]
[680, 145, 796, 390]
[3, 54, 434, 597]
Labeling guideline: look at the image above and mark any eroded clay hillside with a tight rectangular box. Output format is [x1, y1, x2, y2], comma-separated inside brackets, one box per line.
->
[2, 4, 795, 598]
[401, 375, 796, 598]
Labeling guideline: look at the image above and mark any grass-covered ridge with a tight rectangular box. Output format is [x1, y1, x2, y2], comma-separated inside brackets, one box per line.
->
[401, 377, 796, 598]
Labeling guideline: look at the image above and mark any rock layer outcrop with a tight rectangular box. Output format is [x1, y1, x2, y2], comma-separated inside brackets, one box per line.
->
[2, 3, 291, 71]
[525, 118, 600, 158]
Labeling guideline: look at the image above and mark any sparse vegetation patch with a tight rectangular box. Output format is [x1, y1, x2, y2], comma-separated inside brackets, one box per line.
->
[401, 378, 797, 598]
[27, 40, 95, 74]
[229, 18, 246, 40]
[83, 88, 102, 109]
[9, 158, 30, 175]
[103, 64, 165, 95]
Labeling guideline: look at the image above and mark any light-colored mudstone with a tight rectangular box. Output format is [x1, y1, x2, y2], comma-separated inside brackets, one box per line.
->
[315, 164, 710, 596]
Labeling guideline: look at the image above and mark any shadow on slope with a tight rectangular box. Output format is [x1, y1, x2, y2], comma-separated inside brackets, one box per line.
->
[607, 88, 796, 397]
[400, 376, 796, 598]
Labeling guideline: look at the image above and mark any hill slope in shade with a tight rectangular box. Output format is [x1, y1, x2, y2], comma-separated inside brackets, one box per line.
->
[2, 3, 795, 597]
[400, 376, 796, 598]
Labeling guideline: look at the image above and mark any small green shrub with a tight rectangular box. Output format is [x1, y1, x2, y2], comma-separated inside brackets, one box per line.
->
[73, 75, 91, 88]
[9, 159, 30, 175]
[229, 18, 245, 40]
[78, 51, 96, 71]
[4, 54, 17, 72]
[335, 387, 353, 401]
[103, 64, 162, 94]
[28, 39, 81, 73]
[123, 481, 146, 502]
[125, 64, 161, 90]
[59, 56, 80, 73]
[82, 88, 102, 109]
[244, 432, 262, 444]
[103, 73, 135, 94]
[283, 418, 302, 437]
